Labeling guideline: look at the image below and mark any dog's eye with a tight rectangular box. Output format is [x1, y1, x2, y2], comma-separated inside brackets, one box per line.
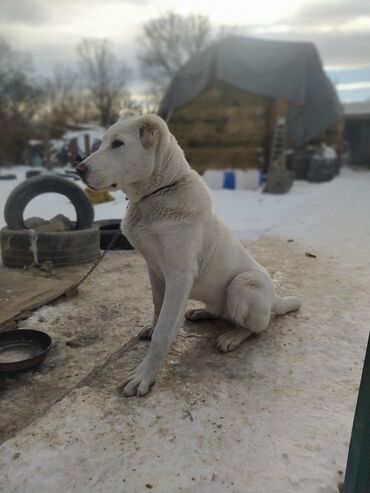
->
[111, 139, 124, 149]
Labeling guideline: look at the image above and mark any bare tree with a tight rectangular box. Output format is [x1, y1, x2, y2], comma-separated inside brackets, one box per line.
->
[139, 12, 212, 90]
[41, 65, 79, 126]
[76, 38, 132, 126]
[0, 39, 41, 165]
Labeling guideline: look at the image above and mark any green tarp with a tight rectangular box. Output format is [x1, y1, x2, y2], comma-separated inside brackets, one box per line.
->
[159, 36, 343, 146]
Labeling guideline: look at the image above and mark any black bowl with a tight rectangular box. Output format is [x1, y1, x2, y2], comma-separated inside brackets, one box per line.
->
[0, 329, 52, 372]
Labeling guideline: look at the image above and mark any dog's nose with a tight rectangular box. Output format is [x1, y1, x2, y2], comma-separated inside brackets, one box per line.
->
[75, 163, 88, 176]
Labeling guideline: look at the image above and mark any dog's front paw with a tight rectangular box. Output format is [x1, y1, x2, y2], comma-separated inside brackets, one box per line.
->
[138, 324, 154, 339]
[117, 358, 156, 397]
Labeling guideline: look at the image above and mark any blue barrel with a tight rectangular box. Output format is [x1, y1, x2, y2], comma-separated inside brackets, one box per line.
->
[259, 171, 267, 187]
[223, 171, 235, 189]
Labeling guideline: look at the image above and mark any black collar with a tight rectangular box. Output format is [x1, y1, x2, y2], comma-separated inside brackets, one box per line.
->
[142, 181, 179, 200]
[125, 181, 179, 202]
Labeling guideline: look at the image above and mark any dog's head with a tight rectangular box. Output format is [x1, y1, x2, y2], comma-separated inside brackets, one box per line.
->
[76, 114, 167, 192]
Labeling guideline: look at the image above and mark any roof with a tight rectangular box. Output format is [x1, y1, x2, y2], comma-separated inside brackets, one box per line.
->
[343, 101, 370, 118]
[160, 36, 343, 146]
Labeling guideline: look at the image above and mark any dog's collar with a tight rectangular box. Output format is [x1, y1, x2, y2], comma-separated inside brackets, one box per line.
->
[141, 181, 179, 200]
[125, 181, 179, 202]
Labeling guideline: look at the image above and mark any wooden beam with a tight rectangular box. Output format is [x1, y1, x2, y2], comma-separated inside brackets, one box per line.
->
[343, 332, 370, 493]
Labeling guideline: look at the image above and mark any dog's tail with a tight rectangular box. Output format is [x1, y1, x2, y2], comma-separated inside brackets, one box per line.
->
[273, 295, 301, 315]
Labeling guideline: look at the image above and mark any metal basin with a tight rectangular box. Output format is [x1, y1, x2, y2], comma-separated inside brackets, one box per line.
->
[0, 329, 52, 372]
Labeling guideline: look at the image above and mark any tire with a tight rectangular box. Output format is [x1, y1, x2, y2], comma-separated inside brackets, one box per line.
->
[26, 170, 41, 179]
[55, 173, 80, 181]
[63, 170, 80, 181]
[4, 175, 94, 230]
[0, 174, 17, 180]
[1, 227, 100, 268]
[93, 219, 134, 251]
[291, 151, 312, 180]
[307, 156, 336, 183]
[334, 157, 342, 175]
[263, 167, 294, 194]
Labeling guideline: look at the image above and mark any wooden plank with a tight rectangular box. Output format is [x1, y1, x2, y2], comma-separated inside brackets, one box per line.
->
[0, 265, 87, 330]
[343, 332, 370, 493]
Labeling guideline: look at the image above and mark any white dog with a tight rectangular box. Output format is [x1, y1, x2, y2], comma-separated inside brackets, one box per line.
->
[76, 114, 301, 397]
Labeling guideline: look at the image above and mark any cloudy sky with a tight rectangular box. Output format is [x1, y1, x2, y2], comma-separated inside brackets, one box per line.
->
[1, 0, 370, 101]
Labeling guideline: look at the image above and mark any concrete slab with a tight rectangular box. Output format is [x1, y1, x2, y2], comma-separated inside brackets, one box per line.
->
[1, 238, 369, 492]
[0, 251, 148, 442]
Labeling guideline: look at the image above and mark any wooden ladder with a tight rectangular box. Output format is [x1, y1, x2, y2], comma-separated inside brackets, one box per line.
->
[269, 117, 287, 168]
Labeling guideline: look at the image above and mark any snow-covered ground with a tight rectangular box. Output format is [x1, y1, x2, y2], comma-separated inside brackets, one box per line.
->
[1, 166, 369, 264]
[1, 166, 370, 493]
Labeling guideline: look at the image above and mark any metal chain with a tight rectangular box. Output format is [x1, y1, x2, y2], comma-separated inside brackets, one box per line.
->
[71, 230, 123, 292]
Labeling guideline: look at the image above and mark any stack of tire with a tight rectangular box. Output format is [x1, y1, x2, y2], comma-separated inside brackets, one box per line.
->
[1, 175, 100, 268]
[291, 149, 315, 180]
[292, 149, 339, 183]
[333, 157, 342, 175]
[307, 155, 337, 183]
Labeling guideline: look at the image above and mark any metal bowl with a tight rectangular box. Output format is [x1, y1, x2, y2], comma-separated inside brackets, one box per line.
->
[0, 329, 52, 372]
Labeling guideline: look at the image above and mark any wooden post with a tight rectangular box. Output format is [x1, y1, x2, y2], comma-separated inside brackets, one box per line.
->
[343, 332, 370, 493]
[84, 134, 91, 156]
[68, 138, 79, 167]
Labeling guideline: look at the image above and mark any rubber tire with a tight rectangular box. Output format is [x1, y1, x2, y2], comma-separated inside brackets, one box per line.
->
[4, 175, 94, 230]
[93, 219, 134, 251]
[55, 173, 80, 181]
[26, 170, 41, 179]
[1, 227, 100, 268]
[0, 174, 17, 180]
[307, 156, 336, 183]
[263, 168, 294, 194]
[291, 151, 313, 180]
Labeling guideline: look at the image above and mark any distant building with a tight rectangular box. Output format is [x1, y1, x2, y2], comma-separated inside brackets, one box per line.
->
[159, 36, 343, 173]
[344, 101, 370, 167]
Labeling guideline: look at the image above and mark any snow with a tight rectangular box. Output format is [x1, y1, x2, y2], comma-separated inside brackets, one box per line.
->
[63, 127, 105, 151]
[1, 166, 369, 263]
[212, 168, 370, 262]
[1, 166, 370, 493]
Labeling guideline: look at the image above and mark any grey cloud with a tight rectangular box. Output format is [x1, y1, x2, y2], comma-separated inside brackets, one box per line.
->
[285, 0, 370, 27]
[1, 1, 369, 79]
[0, 0, 48, 25]
[0, 0, 151, 26]
[252, 29, 370, 68]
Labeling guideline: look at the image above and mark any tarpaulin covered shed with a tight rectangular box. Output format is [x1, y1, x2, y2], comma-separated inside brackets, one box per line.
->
[160, 36, 343, 171]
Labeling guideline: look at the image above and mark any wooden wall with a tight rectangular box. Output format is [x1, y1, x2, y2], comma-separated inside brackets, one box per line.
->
[168, 82, 275, 173]
[167, 81, 341, 173]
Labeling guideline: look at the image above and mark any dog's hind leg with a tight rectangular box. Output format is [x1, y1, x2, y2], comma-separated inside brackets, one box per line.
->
[216, 272, 271, 353]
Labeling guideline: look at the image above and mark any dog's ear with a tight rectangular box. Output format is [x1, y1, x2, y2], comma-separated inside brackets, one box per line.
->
[139, 116, 160, 149]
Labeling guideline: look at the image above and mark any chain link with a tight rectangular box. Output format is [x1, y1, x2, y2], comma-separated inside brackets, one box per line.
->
[71, 230, 123, 292]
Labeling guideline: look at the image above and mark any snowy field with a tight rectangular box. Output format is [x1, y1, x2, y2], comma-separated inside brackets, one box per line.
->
[1, 166, 370, 493]
[1, 166, 369, 265]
